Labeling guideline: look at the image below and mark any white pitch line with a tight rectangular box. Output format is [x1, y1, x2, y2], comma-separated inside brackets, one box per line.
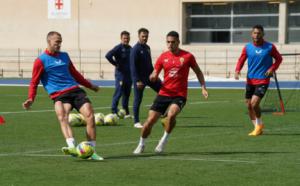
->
[0, 106, 112, 115]
[0, 99, 232, 115]
[189, 100, 230, 104]
[0, 153, 257, 164]
[0, 131, 234, 157]
[149, 157, 257, 164]
[23, 154, 66, 157]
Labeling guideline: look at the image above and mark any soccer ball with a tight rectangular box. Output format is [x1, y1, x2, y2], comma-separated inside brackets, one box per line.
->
[94, 113, 105, 126]
[104, 113, 118, 125]
[117, 109, 126, 119]
[76, 141, 94, 159]
[68, 113, 83, 127]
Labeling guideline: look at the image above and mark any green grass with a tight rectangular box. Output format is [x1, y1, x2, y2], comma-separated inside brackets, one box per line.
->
[0, 86, 299, 186]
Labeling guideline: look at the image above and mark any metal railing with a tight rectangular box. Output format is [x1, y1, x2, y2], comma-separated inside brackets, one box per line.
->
[0, 48, 299, 80]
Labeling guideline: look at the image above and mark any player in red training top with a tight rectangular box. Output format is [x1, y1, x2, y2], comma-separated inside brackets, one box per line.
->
[133, 31, 208, 154]
[22, 31, 103, 160]
[235, 25, 282, 136]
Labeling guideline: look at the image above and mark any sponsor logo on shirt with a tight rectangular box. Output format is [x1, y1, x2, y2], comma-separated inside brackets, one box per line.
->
[169, 68, 179, 78]
[164, 59, 168, 63]
[54, 59, 63, 64]
[255, 49, 262, 54]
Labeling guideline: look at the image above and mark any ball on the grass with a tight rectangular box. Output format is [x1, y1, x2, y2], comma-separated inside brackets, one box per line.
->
[104, 113, 118, 125]
[94, 113, 105, 126]
[76, 141, 94, 159]
[68, 113, 83, 127]
[117, 109, 126, 119]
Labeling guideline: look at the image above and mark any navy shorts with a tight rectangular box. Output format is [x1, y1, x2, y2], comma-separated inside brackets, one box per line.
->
[53, 88, 91, 111]
[150, 95, 186, 114]
[245, 84, 269, 99]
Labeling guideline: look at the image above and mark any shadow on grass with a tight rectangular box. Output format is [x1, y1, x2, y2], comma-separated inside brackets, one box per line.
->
[160, 151, 292, 156]
[77, 151, 293, 163]
[92, 150, 292, 162]
[104, 153, 159, 160]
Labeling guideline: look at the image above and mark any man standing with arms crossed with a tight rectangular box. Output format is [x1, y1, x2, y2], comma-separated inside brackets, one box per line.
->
[235, 25, 282, 136]
[130, 28, 161, 128]
[133, 31, 208, 154]
[106, 31, 132, 118]
[23, 31, 103, 160]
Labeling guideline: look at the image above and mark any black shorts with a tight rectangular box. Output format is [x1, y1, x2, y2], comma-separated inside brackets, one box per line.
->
[53, 88, 91, 111]
[245, 84, 269, 99]
[150, 95, 186, 115]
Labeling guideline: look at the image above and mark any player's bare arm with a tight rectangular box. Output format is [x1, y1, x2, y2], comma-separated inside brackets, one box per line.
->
[192, 64, 208, 99]
[136, 81, 144, 90]
[235, 71, 241, 80]
[149, 69, 159, 82]
[265, 69, 273, 77]
[22, 99, 33, 110]
[90, 84, 100, 92]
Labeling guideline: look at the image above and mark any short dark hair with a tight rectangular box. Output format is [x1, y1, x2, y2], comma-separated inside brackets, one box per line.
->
[47, 31, 61, 40]
[138, 28, 149, 35]
[167, 31, 179, 39]
[252, 25, 264, 32]
[120, 31, 130, 37]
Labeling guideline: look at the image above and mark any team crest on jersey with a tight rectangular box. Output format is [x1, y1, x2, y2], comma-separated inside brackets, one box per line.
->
[179, 57, 185, 64]
[122, 48, 126, 52]
[140, 50, 144, 54]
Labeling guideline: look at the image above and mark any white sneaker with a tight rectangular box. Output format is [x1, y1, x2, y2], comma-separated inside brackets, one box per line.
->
[134, 122, 143, 128]
[124, 115, 133, 119]
[133, 144, 145, 154]
[155, 140, 167, 153]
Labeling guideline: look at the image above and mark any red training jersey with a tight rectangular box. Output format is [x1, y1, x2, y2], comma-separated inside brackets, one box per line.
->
[154, 50, 197, 98]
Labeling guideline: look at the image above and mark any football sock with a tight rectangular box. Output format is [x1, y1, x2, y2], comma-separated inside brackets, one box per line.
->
[256, 118, 262, 125]
[139, 137, 146, 146]
[89, 141, 96, 148]
[66, 138, 75, 148]
[160, 131, 169, 143]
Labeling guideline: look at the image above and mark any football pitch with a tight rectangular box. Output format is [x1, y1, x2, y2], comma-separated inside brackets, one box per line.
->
[0, 86, 299, 186]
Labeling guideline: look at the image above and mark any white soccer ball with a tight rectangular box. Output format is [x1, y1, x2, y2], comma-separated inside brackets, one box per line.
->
[94, 113, 105, 126]
[104, 113, 118, 125]
[117, 109, 126, 119]
[68, 113, 83, 127]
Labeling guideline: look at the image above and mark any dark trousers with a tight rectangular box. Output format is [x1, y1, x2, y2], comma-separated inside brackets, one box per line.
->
[133, 79, 161, 123]
[111, 74, 132, 114]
